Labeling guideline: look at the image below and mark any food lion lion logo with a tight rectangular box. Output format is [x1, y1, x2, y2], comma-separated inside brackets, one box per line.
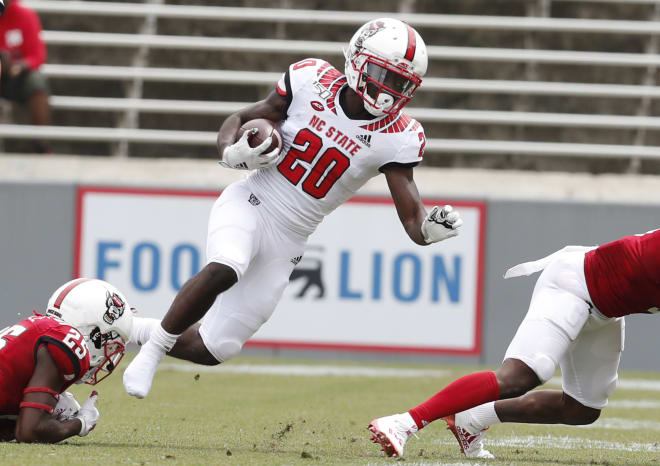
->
[353, 20, 385, 56]
[104, 291, 125, 324]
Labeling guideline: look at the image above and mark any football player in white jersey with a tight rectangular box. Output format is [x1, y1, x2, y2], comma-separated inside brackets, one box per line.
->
[123, 18, 463, 399]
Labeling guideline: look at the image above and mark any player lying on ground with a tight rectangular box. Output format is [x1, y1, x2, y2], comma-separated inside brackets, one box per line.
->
[0, 278, 133, 443]
[369, 228, 660, 458]
[122, 18, 463, 399]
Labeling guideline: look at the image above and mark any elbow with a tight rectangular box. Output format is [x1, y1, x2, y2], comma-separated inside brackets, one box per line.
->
[15, 423, 56, 444]
[14, 427, 39, 444]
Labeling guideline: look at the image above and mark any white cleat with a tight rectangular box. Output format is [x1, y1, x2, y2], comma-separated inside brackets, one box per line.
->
[443, 412, 495, 459]
[367, 413, 418, 457]
[122, 339, 165, 399]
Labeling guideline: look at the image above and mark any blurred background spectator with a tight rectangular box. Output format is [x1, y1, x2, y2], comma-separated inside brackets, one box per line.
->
[0, 0, 49, 153]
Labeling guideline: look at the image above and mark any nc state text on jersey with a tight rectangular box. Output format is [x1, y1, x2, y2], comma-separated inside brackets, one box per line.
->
[308, 116, 362, 156]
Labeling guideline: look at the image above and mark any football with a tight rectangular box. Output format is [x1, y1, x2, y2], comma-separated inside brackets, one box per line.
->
[238, 118, 282, 155]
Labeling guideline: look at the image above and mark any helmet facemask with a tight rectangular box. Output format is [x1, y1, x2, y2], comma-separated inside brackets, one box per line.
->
[78, 326, 126, 385]
[351, 53, 422, 116]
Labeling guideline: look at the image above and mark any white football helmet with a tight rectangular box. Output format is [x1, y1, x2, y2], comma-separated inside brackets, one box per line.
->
[46, 278, 134, 385]
[344, 18, 427, 116]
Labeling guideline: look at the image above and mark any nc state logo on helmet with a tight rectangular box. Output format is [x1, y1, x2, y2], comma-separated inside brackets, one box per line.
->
[103, 291, 125, 325]
[46, 278, 134, 385]
[344, 18, 428, 116]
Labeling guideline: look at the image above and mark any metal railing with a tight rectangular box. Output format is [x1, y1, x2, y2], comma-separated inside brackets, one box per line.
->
[26, 1, 660, 34]
[7, 1, 660, 163]
[3, 124, 660, 159]
[41, 64, 660, 99]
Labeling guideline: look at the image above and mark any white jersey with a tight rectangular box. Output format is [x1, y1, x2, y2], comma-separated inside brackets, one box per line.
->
[247, 58, 426, 236]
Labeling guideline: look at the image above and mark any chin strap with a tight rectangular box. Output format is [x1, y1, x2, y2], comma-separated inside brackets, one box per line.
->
[20, 387, 59, 414]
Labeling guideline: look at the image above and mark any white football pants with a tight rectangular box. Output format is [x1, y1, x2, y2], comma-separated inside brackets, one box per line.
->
[199, 180, 307, 362]
[504, 249, 624, 409]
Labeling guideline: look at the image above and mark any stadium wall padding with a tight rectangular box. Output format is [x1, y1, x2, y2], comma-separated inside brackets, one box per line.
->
[1, 182, 658, 371]
[0, 183, 76, 324]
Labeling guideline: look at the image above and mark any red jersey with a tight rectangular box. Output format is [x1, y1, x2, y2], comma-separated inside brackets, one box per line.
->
[0, 0, 46, 70]
[0, 314, 90, 416]
[584, 229, 660, 318]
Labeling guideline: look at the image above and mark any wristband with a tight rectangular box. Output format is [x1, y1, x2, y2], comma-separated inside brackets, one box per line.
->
[76, 416, 87, 437]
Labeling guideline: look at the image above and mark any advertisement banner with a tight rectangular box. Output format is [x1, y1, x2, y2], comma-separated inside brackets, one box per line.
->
[76, 186, 486, 355]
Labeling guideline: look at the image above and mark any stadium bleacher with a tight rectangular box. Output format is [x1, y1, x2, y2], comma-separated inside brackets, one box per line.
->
[6, 0, 660, 174]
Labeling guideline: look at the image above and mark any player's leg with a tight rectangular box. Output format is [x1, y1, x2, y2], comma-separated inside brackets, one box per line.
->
[456, 316, 622, 443]
[123, 182, 260, 397]
[493, 390, 600, 424]
[556, 314, 623, 421]
[125, 252, 294, 366]
[369, 251, 590, 458]
[160, 262, 238, 335]
[129, 316, 161, 347]
[448, 255, 614, 458]
[165, 324, 218, 365]
[371, 336, 543, 456]
[437, 314, 579, 459]
[419, 252, 591, 423]
[123, 269, 241, 396]
[129, 319, 219, 366]
[196, 222, 305, 364]
[484, 302, 621, 430]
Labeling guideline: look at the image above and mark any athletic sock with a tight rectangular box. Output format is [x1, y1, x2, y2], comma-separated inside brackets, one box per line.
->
[129, 317, 161, 346]
[408, 371, 500, 430]
[461, 402, 501, 433]
[123, 325, 181, 398]
[149, 324, 180, 353]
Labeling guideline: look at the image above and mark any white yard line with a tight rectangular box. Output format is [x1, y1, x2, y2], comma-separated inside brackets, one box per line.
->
[581, 417, 660, 431]
[158, 363, 451, 378]
[158, 363, 660, 391]
[608, 399, 660, 409]
[367, 463, 479, 466]
[368, 463, 480, 466]
[436, 435, 660, 453]
[549, 376, 660, 391]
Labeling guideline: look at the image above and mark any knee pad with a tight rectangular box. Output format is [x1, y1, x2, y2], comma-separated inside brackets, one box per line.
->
[527, 353, 557, 383]
[212, 339, 243, 363]
[199, 312, 259, 363]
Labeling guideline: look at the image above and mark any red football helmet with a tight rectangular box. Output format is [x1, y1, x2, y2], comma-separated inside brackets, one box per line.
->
[344, 18, 428, 116]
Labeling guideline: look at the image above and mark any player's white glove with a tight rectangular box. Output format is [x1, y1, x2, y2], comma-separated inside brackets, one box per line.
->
[219, 129, 280, 170]
[421, 205, 463, 244]
[53, 391, 80, 420]
[75, 391, 99, 437]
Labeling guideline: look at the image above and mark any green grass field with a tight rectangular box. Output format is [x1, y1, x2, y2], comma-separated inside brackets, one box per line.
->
[2, 354, 660, 465]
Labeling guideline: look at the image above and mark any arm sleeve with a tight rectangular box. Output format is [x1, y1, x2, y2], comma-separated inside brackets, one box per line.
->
[378, 161, 420, 173]
[20, 8, 46, 69]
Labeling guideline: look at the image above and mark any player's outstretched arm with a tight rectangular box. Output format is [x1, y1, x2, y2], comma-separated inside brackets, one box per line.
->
[216, 89, 288, 160]
[382, 164, 430, 245]
[15, 346, 93, 443]
[383, 164, 462, 245]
